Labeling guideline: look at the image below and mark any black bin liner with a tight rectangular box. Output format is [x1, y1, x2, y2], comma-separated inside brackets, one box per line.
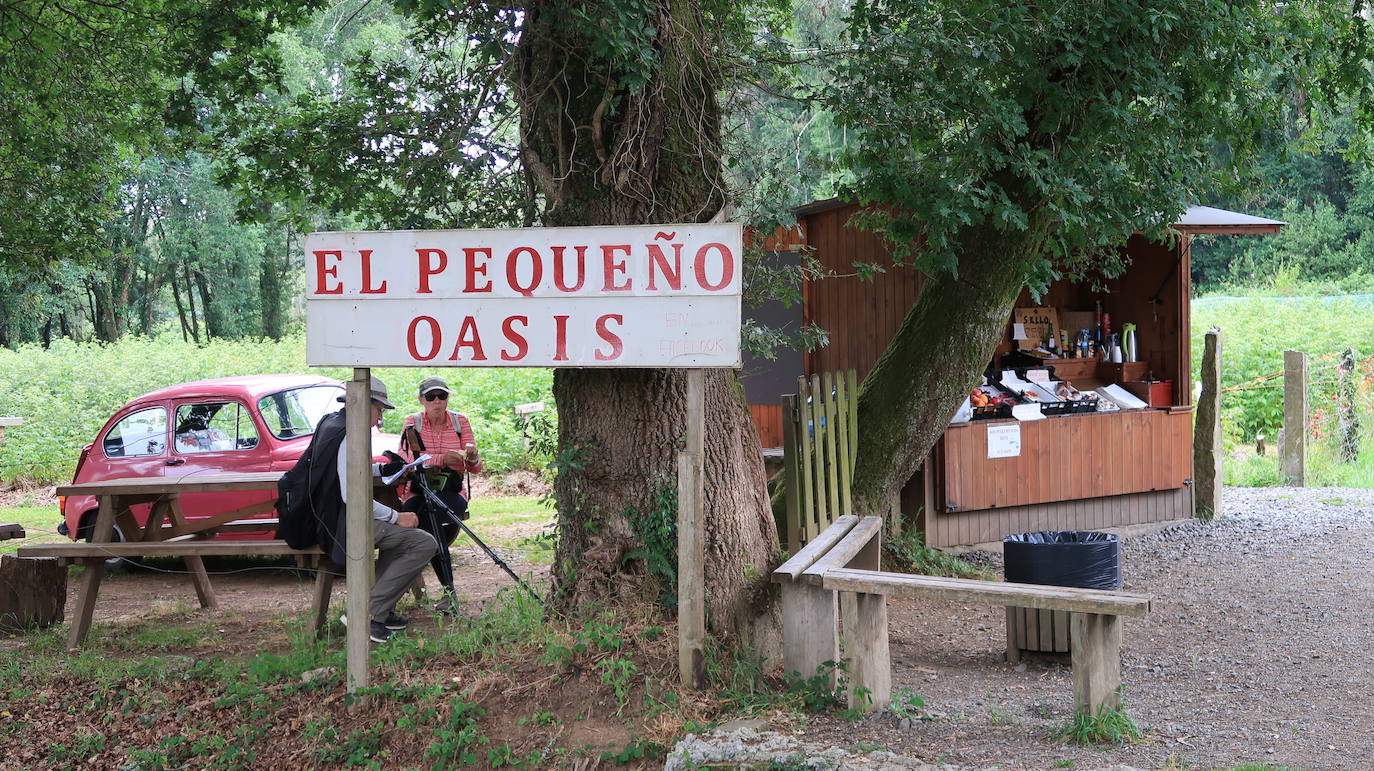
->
[1002, 531, 1120, 590]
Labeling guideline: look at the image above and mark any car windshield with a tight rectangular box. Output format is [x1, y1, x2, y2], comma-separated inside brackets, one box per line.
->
[257, 385, 343, 440]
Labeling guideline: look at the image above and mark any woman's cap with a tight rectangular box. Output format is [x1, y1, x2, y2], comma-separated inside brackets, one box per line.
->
[418, 376, 451, 397]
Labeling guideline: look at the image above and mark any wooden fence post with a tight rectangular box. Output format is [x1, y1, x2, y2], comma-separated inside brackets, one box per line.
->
[1338, 348, 1360, 463]
[1193, 328, 1223, 519]
[1282, 350, 1308, 486]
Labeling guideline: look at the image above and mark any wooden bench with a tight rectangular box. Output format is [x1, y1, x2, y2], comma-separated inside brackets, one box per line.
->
[774, 516, 1153, 717]
[18, 539, 339, 647]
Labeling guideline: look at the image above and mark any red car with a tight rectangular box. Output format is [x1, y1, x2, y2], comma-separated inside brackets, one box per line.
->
[59, 374, 399, 543]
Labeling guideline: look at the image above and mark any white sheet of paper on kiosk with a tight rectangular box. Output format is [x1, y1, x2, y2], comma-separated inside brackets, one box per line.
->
[1096, 384, 1148, 410]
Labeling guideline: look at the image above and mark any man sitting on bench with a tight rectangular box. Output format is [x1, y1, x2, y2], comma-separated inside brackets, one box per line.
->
[308, 377, 438, 643]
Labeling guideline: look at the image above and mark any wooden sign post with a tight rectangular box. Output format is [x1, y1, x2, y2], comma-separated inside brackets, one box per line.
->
[677, 369, 706, 688]
[345, 368, 375, 691]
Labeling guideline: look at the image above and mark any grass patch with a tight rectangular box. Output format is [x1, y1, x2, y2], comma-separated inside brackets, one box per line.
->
[883, 526, 994, 580]
[1055, 704, 1141, 745]
[467, 496, 550, 527]
[0, 504, 64, 555]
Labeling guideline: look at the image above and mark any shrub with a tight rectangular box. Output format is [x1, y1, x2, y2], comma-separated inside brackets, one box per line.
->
[0, 334, 555, 484]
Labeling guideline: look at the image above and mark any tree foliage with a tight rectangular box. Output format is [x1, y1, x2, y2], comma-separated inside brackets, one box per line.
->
[828, 0, 1374, 289]
[0, 0, 323, 270]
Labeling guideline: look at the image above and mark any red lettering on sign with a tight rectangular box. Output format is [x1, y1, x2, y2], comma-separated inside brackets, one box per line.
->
[359, 249, 387, 294]
[407, 316, 441, 361]
[552, 245, 587, 292]
[313, 250, 344, 295]
[646, 242, 682, 291]
[594, 314, 624, 361]
[501, 316, 529, 361]
[693, 242, 734, 291]
[601, 244, 632, 291]
[553, 315, 570, 361]
[416, 249, 448, 294]
[464, 247, 493, 292]
[506, 247, 542, 297]
[448, 316, 487, 361]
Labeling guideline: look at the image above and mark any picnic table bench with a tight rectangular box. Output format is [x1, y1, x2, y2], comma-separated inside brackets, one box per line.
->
[773, 516, 1153, 717]
[16, 472, 337, 648]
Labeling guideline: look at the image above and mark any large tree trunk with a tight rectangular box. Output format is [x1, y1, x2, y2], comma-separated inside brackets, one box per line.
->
[850, 219, 1050, 519]
[517, 0, 778, 648]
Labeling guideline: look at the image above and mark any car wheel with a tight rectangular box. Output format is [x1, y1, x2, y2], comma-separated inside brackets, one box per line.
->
[78, 512, 128, 569]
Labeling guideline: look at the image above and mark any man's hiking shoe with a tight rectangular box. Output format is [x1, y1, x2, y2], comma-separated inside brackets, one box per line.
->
[382, 612, 409, 631]
[368, 621, 392, 643]
[340, 614, 395, 643]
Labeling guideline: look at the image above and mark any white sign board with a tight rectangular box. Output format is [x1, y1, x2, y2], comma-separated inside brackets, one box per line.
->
[513, 401, 545, 415]
[304, 224, 743, 368]
[986, 424, 1022, 458]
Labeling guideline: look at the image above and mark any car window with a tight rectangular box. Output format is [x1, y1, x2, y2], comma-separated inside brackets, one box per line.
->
[103, 407, 168, 458]
[174, 402, 259, 453]
[257, 385, 344, 440]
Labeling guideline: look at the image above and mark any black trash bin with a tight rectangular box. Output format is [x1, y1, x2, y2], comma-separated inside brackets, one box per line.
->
[1002, 531, 1120, 661]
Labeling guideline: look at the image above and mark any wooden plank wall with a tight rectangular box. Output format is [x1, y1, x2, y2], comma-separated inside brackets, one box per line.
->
[927, 486, 1193, 548]
[804, 203, 926, 377]
[941, 409, 1192, 512]
[750, 404, 784, 448]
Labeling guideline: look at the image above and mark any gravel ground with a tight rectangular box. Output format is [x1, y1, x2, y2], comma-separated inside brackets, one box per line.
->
[673, 486, 1374, 770]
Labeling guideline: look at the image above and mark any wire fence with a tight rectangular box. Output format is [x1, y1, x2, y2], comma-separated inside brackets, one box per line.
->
[1220, 348, 1371, 465]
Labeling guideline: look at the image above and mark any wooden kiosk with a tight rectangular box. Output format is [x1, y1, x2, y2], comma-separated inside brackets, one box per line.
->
[743, 202, 1282, 547]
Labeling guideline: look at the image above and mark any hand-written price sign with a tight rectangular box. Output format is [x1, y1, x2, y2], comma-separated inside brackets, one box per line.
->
[304, 224, 743, 368]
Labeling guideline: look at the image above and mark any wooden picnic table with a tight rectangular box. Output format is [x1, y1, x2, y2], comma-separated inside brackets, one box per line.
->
[36, 472, 407, 648]
[52, 472, 287, 647]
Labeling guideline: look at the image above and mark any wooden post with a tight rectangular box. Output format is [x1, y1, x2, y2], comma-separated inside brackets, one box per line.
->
[809, 374, 829, 531]
[840, 591, 890, 711]
[780, 582, 838, 683]
[1193, 328, 1223, 519]
[345, 368, 374, 693]
[1069, 612, 1123, 716]
[1282, 350, 1308, 486]
[781, 395, 802, 554]
[677, 368, 706, 688]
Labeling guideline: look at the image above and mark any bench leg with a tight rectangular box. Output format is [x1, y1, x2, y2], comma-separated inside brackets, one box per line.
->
[840, 591, 890, 712]
[1070, 612, 1122, 716]
[67, 558, 105, 649]
[184, 556, 218, 608]
[781, 582, 839, 685]
[1005, 607, 1022, 665]
[312, 561, 336, 636]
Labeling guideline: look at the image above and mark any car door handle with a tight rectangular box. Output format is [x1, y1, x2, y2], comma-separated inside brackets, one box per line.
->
[165, 458, 185, 466]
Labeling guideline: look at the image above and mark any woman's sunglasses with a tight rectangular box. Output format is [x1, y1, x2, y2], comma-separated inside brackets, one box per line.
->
[424, 391, 448, 402]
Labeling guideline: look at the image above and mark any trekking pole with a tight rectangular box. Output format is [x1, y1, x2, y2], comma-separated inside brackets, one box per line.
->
[414, 475, 543, 605]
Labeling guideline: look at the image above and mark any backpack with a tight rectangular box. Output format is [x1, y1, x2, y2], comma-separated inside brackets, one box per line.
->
[275, 446, 318, 549]
[275, 410, 347, 550]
